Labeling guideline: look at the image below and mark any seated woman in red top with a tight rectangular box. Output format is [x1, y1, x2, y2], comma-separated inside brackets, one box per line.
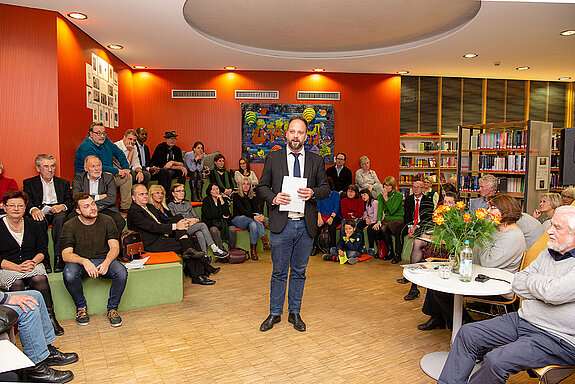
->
[340, 184, 364, 224]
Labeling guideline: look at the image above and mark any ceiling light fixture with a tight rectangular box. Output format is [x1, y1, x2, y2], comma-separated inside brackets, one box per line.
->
[396, 70, 409, 74]
[463, 53, 478, 58]
[560, 30, 575, 36]
[133, 65, 147, 69]
[313, 68, 325, 72]
[224, 66, 237, 70]
[558, 77, 572, 81]
[516, 66, 530, 71]
[67, 12, 87, 20]
[107, 44, 124, 50]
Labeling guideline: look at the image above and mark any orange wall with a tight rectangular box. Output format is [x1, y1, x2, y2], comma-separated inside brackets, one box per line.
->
[132, 70, 401, 181]
[56, 15, 134, 182]
[0, 4, 59, 186]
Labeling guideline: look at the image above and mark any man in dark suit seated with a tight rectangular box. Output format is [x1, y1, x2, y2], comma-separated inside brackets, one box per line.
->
[126, 184, 219, 285]
[71, 156, 125, 232]
[151, 131, 187, 193]
[23, 154, 72, 273]
[325, 152, 352, 195]
[396, 180, 434, 265]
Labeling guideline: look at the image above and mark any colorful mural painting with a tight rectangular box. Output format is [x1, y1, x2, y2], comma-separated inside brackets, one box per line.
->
[241, 103, 335, 164]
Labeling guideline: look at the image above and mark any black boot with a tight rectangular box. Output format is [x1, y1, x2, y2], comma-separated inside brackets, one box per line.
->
[53, 255, 64, 273]
[40, 289, 64, 336]
[25, 361, 74, 383]
[42, 257, 52, 274]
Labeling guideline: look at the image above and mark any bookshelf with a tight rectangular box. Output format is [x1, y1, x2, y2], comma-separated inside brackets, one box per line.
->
[399, 134, 458, 196]
[456, 120, 553, 213]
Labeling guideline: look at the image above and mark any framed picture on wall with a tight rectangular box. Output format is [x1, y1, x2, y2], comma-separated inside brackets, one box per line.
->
[91, 53, 98, 73]
[98, 105, 104, 122]
[109, 64, 114, 83]
[86, 86, 93, 109]
[92, 76, 100, 90]
[86, 63, 92, 86]
[92, 106, 98, 123]
[113, 108, 119, 127]
[113, 72, 118, 86]
[101, 59, 109, 81]
[93, 90, 100, 106]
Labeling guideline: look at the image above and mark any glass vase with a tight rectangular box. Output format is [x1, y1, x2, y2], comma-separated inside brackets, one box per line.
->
[449, 247, 460, 273]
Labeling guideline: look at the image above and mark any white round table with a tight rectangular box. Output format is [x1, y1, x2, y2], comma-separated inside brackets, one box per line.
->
[403, 264, 514, 380]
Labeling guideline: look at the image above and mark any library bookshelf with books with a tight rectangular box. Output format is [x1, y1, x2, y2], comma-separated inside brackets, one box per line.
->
[456, 120, 553, 213]
[399, 134, 458, 197]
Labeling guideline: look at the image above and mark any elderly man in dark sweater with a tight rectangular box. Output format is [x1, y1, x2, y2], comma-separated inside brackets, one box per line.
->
[439, 206, 575, 383]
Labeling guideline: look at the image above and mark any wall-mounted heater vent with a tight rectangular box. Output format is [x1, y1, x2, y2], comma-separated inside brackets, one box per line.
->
[297, 91, 340, 101]
[172, 90, 216, 99]
[235, 90, 279, 99]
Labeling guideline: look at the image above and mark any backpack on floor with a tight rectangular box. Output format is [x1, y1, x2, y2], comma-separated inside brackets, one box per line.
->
[317, 225, 330, 254]
[119, 230, 144, 262]
[227, 247, 248, 264]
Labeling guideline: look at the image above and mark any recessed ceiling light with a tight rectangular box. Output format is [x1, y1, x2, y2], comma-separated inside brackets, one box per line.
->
[463, 53, 478, 58]
[516, 66, 530, 71]
[224, 66, 237, 70]
[560, 30, 575, 36]
[107, 44, 124, 50]
[313, 68, 325, 72]
[558, 77, 572, 81]
[67, 12, 87, 20]
[396, 70, 409, 74]
[133, 65, 147, 69]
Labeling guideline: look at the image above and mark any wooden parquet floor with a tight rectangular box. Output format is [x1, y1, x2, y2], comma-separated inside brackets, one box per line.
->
[49, 254, 574, 383]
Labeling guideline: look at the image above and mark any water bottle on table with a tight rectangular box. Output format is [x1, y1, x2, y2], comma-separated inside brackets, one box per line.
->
[459, 240, 473, 282]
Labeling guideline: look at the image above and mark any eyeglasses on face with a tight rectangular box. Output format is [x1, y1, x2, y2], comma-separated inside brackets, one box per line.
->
[91, 130, 107, 136]
[5, 204, 25, 209]
[173, 189, 185, 193]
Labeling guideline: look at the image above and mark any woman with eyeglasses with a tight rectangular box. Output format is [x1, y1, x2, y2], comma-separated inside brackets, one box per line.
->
[0, 190, 64, 336]
[234, 157, 258, 188]
[168, 183, 228, 257]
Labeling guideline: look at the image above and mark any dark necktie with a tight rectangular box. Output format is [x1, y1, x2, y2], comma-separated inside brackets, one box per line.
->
[292, 153, 301, 177]
[414, 198, 420, 226]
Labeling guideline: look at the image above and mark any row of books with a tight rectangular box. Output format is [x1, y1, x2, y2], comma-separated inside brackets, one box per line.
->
[459, 175, 524, 193]
[550, 174, 567, 189]
[478, 154, 526, 172]
[399, 173, 438, 184]
[551, 154, 560, 169]
[440, 157, 457, 167]
[441, 141, 458, 152]
[552, 134, 560, 151]
[400, 157, 437, 167]
[471, 130, 528, 150]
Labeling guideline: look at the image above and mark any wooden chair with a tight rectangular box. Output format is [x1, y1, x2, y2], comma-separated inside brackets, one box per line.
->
[527, 365, 575, 384]
[464, 232, 548, 317]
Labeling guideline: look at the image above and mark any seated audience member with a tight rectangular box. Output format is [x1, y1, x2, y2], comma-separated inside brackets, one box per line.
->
[357, 188, 378, 255]
[168, 183, 228, 257]
[0, 160, 18, 215]
[422, 176, 439, 208]
[135, 127, 173, 194]
[72, 155, 125, 232]
[127, 185, 218, 285]
[322, 219, 363, 264]
[533, 192, 562, 231]
[355, 155, 383, 198]
[469, 173, 498, 213]
[183, 141, 206, 202]
[74, 122, 132, 212]
[372, 176, 404, 261]
[438, 205, 575, 384]
[440, 182, 458, 204]
[61, 193, 127, 327]
[0, 190, 64, 335]
[448, 174, 457, 188]
[151, 130, 187, 190]
[1, 291, 77, 383]
[23, 154, 72, 273]
[202, 183, 237, 251]
[516, 211, 545, 250]
[398, 180, 434, 264]
[398, 191, 457, 301]
[232, 177, 271, 260]
[234, 157, 258, 188]
[340, 184, 364, 223]
[561, 186, 575, 206]
[313, 177, 342, 254]
[209, 154, 236, 200]
[418, 194, 526, 331]
[325, 152, 352, 194]
[114, 129, 151, 186]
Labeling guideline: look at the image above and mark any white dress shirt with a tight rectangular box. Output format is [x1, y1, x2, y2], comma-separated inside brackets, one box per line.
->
[286, 147, 305, 219]
[115, 140, 143, 171]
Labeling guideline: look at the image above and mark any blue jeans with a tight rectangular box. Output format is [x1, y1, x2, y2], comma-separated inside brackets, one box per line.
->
[232, 215, 266, 244]
[62, 259, 128, 312]
[4, 290, 55, 364]
[269, 219, 313, 316]
[329, 247, 361, 259]
[439, 312, 575, 383]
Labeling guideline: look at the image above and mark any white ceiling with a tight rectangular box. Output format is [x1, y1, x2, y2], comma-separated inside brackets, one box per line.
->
[4, 0, 575, 81]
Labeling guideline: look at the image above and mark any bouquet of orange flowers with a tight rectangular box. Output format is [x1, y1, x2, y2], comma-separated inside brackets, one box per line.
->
[429, 202, 498, 259]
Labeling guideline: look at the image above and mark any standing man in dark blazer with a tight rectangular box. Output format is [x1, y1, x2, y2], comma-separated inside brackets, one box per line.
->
[135, 127, 173, 194]
[398, 180, 434, 264]
[325, 152, 353, 195]
[71, 156, 125, 233]
[23, 154, 72, 273]
[256, 116, 330, 332]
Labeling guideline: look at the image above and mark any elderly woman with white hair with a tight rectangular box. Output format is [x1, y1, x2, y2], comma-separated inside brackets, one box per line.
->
[355, 155, 383, 198]
[469, 174, 498, 213]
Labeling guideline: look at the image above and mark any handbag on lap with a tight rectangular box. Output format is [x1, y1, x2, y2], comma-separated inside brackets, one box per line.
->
[119, 230, 144, 262]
